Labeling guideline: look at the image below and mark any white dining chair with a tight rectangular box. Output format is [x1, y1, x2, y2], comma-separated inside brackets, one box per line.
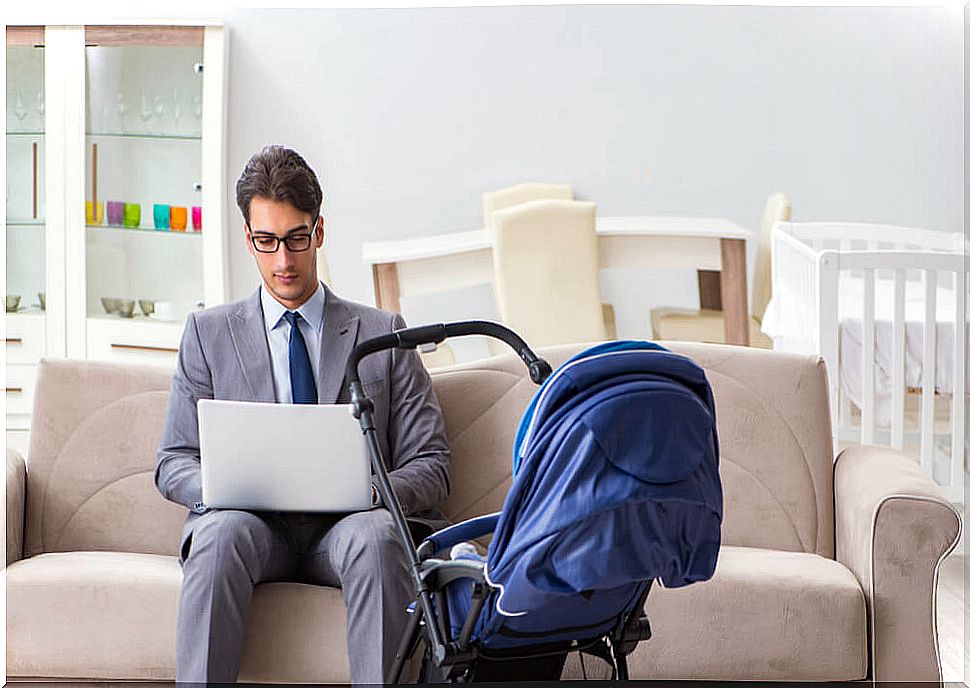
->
[482, 183, 616, 342]
[491, 199, 607, 349]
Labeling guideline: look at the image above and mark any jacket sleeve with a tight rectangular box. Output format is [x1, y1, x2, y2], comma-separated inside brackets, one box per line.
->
[382, 312, 452, 516]
[155, 311, 214, 514]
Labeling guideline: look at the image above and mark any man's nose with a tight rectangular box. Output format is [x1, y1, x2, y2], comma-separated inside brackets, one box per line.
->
[275, 243, 297, 264]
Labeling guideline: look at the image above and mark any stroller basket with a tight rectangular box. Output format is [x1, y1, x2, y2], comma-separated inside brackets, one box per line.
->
[346, 322, 722, 682]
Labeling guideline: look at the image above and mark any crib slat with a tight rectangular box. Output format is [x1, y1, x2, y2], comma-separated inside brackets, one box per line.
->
[817, 253, 841, 449]
[861, 268, 876, 444]
[920, 270, 937, 476]
[890, 268, 906, 449]
[839, 386, 851, 436]
[951, 269, 966, 486]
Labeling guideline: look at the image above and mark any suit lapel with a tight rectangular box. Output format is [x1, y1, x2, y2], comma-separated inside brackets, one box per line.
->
[227, 288, 277, 403]
[317, 285, 361, 403]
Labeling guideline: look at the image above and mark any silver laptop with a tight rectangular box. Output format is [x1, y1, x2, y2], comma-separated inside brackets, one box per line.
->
[198, 399, 372, 512]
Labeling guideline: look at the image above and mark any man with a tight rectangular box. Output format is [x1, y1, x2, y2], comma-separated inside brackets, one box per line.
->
[155, 145, 451, 684]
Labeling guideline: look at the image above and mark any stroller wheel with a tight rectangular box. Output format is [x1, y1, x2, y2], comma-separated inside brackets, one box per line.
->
[417, 645, 479, 683]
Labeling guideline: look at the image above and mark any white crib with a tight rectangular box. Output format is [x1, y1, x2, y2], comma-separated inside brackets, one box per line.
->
[763, 222, 968, 501]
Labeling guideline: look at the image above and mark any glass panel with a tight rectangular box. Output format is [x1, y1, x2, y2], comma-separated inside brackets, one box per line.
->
[84, 43, 204, 321]
[6, 43, 46, 313]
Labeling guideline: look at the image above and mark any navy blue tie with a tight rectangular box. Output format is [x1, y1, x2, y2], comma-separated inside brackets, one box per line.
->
[283, 311, 317, 404]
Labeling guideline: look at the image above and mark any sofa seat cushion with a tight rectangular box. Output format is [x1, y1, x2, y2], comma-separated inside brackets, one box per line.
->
[565, 546, 868, 681]
[6, 551, 350, 682]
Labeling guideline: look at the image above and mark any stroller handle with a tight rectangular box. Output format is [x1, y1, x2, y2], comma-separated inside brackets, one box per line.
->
[345, 319, 553, 388]
[343, 320, 552, 670]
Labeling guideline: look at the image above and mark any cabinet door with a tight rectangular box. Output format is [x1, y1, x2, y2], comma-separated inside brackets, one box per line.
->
[5, 313, 46, 365]
[5, 364, 38, 427]
[85, 316, 182, 367]
[6, 31, 47, 332]
[84, 29, 206, 328]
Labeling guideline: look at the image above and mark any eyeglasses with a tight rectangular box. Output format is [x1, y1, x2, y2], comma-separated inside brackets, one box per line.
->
[248, 223, 317, 253]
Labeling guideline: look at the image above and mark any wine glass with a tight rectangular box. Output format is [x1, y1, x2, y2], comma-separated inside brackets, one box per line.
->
[13, 89, 28, 122]
[115, 92, 127, 134]
[191, 93, 202, 137]
[139, 90, 152, 133]
[171, 88, 181, 134]
[153, 92, 164, 134]
[35, 90, 45, 118]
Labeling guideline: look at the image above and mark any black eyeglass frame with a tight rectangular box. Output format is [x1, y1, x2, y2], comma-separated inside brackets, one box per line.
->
[247, 219, 320, 253]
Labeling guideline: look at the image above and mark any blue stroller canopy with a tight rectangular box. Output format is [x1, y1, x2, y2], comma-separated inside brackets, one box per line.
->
[438, 341, 723, 648]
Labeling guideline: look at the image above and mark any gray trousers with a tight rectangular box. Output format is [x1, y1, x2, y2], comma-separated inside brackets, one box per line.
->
[176, 507, 413, 684]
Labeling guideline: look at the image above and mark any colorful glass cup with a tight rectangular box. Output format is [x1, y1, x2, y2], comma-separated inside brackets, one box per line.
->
[85, 201, 104, 225]
[170, 206, 187, 231]
[107, 201, 124, 226]
[191, 206, 202, 232]
[153, 204, 170, 230]
[123, 203, 141, 229]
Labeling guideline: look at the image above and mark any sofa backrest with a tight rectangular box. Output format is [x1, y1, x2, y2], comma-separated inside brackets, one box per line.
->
[24, 358, 185, 558]
[24, 342, 834, 559]
[437, 343, 836, 558]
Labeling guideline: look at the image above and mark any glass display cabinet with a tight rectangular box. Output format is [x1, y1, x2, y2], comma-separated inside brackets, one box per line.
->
[5, 23, 228, 455]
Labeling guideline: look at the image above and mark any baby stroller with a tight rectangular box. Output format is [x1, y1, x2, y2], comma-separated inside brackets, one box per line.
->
[347, 321, 722, 682]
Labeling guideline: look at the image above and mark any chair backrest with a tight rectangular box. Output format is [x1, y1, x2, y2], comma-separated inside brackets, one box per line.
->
[481, 182, 573, 229]
[419, 342, 456, 369]
[752, 192, 792, 322]
[491, 199, 606, 349]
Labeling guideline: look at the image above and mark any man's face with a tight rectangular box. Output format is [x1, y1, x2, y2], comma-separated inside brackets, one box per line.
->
[245, 196, 325, 310]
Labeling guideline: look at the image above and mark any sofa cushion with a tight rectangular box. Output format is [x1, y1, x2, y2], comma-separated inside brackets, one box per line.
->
[5, 551, 350, 682]
[564, 546, 867, 680]
[9, 546, 866, 682]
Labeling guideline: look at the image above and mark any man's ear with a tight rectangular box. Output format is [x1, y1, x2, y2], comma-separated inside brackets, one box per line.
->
[315, 216, 325, 248]
[244, 226, 255, 257]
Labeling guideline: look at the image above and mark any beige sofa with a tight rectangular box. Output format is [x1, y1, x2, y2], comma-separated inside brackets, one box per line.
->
[6, 343, 961, 682]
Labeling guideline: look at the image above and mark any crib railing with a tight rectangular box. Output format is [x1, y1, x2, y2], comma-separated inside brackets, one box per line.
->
[771, 222, 967, 500]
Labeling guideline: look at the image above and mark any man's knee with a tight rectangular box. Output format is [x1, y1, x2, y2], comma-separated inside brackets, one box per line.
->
[184, 510, 273, 571]
[334, 510, 408, 572]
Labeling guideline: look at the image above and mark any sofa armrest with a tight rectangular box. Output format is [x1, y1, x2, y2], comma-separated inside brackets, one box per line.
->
[835, 444, 962, 682]
[6, 448, 26, 567]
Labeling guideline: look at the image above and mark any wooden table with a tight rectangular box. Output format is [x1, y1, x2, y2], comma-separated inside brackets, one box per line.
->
[362, 215, 754, 346]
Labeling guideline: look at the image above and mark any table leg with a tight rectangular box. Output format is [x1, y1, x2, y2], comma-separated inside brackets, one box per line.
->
[719, 238, 750, 346]
[372, 262, 402, 314]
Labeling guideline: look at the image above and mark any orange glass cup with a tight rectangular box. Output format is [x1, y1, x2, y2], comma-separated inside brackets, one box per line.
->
[170, 206, 188, 231]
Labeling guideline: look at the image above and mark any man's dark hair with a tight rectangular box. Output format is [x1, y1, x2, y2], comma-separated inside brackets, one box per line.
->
[235, 145, 323, 226]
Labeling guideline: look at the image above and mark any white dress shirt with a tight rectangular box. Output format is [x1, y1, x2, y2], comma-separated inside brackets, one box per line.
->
[260, 280, 326, 404]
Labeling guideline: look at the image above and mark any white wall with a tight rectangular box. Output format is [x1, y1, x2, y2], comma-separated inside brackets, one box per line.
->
[224, 5, 963, 352]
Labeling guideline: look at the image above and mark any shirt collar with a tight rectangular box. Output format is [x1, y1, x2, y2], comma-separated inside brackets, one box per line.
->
[260, 281, 327, 334]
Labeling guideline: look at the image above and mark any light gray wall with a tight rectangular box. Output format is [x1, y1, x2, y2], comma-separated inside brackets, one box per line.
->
[224, 5, 963, 353]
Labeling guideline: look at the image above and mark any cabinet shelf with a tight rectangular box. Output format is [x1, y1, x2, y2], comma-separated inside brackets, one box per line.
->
[6, 131, 45, 137]
[85, 132, 201, 143]
[86, 224, 201, 235]
[7, 220, 45, 227]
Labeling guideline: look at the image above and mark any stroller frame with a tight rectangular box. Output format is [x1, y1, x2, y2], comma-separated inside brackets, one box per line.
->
[346, 320, 654, 683]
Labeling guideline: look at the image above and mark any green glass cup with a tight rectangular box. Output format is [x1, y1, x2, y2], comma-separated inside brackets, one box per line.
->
[123, 203, 141, 229]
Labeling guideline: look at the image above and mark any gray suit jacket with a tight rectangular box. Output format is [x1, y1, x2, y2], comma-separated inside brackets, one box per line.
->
[155, 284, 452, 555]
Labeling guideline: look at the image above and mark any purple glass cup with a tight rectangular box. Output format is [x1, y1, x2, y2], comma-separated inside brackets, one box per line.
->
[107, 201, 124, 227]
[191, 206, 202, 231]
